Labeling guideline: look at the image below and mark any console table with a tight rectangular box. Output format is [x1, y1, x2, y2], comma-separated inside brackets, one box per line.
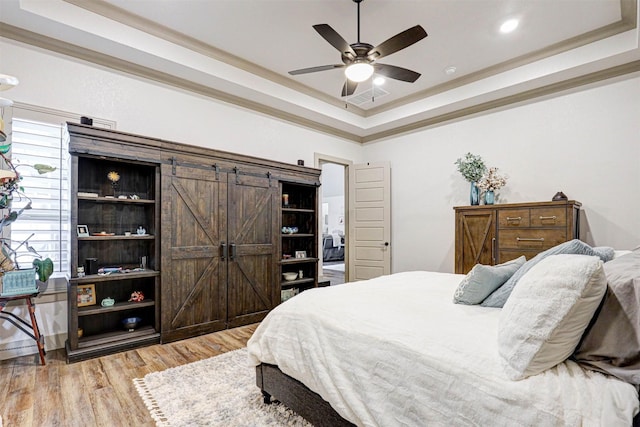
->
[0, 292, 46, 365]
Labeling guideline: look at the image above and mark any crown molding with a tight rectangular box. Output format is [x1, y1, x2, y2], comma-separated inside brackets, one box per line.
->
[364, 0, 638, 117]
[0, 23, 363, 143]
[62, 0, 366, 117]
[362, 60, 640, 143]
[1, 0, 638, 144]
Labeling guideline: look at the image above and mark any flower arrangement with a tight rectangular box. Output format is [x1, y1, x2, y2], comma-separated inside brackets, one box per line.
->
[477, 167, 508, 192]
[107, 171, 120, 183]
[454, 153, 486, 183]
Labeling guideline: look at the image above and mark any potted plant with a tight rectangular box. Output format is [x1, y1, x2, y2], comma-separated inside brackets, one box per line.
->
[0, 152, 55, 295]
[455, 153, 486, 205]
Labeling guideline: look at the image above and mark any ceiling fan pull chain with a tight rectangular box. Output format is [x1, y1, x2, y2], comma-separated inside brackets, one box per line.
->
[371, 76, 375, 103]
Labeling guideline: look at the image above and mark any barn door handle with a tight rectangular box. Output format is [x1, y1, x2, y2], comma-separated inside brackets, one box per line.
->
[221, 242, 227, 260]
[230, 243, 237, 260]
[492, 237, 496, 264]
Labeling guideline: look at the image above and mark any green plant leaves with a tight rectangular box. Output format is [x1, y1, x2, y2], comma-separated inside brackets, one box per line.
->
[33, 258, 54, 282]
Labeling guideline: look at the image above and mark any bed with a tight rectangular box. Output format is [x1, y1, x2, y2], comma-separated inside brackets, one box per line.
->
[248, 243, 640, 426]
[322, 233, 344, 262]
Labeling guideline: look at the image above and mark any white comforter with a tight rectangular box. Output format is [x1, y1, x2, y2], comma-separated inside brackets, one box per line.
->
[247, 271, 639, 427]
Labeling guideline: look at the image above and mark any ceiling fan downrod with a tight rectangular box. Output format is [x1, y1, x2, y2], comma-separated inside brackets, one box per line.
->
[354, 0, 363, 44]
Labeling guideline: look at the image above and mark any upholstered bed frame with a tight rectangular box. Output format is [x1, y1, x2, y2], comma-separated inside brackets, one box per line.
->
[256, 364, 354, 427]
[257, 364, 640, 427]
[251, 247, 640, 426]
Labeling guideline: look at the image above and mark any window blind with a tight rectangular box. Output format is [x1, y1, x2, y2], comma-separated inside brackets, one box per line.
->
[9, 118, 70, 273]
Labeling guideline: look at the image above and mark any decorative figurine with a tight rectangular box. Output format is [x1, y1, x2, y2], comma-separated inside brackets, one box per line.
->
[552, 191, 568, 201]
[137, 225, 146, 235]
[129, 291, 144, 302]
[101, 297, 115, 307]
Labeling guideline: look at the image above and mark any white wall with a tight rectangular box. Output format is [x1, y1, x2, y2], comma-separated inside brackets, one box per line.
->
[321, 163, 345, 234]
[0, 40, 364, 166]
[0, 39, 364, 357]
[363, 75, 640, 273]
[1, 38, 639, 357]
[323, 195, 345, 235]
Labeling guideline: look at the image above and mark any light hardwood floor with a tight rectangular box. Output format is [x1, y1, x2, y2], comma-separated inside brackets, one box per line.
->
[0, 324, 258, 427]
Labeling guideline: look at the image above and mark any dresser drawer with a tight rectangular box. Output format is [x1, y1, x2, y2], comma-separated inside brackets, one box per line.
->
[529, 207, 567, 227]
[499, 229, 568, 250]
[499, 249, 539, 263]
[498, 209, 530, 228]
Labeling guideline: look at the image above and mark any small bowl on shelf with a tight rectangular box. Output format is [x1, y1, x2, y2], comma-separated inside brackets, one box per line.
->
[282, 272, 298, 281]
[121, 316, 142, 331]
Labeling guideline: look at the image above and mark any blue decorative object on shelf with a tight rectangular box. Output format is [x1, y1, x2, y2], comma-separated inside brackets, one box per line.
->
[470, 182, 480, 205]
[121, 316, 142, 331]
[485, 190, 495, 205]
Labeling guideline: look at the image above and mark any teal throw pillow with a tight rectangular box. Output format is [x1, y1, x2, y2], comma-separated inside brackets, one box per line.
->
[481, 239, 614, 308]
[453, 256, 526, 305]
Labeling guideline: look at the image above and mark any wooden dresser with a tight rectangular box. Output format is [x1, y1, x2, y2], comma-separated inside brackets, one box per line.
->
[454, 201, 581, 274]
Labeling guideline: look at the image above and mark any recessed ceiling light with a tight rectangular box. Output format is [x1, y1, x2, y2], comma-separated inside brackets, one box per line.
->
[444, 66, 457, 76]
[373, 76, 386, 86]
[500, 18, 519, 34]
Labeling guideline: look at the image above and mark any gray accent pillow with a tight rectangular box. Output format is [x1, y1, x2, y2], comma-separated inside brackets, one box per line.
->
[574, 248, 640, 385]
[481, 239, 614, 308]
[453, 256, 526, 305]
[593, 246, 615, 262]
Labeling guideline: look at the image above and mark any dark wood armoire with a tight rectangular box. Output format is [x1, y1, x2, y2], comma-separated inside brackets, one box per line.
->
[66, 123, 320, 359]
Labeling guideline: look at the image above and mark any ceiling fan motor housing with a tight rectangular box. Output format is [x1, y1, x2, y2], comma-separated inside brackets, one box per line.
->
[342, 43, 374, 64]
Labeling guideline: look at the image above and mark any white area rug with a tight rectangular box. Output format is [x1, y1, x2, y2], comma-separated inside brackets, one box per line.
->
[323, 263, 345, 272]
[134, 348, 311, 426]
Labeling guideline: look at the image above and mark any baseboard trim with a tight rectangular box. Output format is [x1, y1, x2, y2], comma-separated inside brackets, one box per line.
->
[0, 332, 66, 361]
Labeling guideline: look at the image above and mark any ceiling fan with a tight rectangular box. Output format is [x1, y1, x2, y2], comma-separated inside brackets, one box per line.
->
[288, 0, 427, 97]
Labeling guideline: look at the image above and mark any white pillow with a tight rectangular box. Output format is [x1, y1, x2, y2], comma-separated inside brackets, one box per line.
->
[497, 254, 607, 380]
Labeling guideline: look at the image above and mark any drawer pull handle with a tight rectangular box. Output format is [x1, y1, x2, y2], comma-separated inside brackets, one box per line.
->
[539, 215, 557, 220]
[516, 237, 545, 242]
[506, 216, 522, 221]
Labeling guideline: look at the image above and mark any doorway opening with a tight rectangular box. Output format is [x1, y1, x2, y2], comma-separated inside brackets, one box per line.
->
[316, 155, 351, 285]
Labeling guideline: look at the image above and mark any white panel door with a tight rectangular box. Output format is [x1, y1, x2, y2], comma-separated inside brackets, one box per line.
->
[347, 162, 391, 282]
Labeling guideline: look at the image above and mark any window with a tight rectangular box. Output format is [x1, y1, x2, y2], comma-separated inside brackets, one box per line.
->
[3, 103, 115, 284]
[9, 118, 70, 273]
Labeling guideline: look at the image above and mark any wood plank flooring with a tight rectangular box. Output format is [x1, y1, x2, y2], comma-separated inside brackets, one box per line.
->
[0, 324, 258, 427]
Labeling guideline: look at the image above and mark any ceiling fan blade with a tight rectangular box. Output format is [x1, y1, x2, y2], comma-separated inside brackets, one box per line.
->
[313, 24, 357, 58]
[374, 64, 421, 83]
[341, 80, 358, 97]
[367, 25, 427, 61]
[289, 64, 345, 75]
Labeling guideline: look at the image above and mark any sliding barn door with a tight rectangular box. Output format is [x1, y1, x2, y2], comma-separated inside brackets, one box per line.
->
[160, 163, 227, 342]
[226, 174, 279, 327]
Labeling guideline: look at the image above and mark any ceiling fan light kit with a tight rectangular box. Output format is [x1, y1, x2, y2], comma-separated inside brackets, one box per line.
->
[345, 62, 374, 82]
[288, 0, 427, 97]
